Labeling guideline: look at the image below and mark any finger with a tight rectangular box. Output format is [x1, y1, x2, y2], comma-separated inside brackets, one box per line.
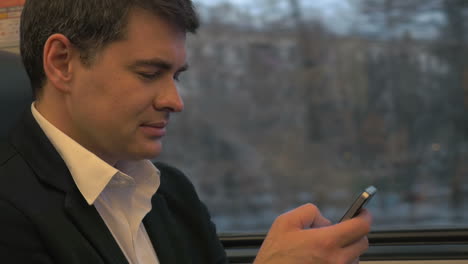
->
[312, 214, 332, 228]
[326, 209, 372, 246]
[275, 203, 330, 230]
[341, 236, 369, 260]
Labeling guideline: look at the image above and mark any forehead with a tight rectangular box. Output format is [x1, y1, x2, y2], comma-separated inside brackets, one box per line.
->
[98, 8, 187, 64]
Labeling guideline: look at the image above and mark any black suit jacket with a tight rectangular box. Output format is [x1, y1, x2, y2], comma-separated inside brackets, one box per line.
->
[0, 110, 228, 264]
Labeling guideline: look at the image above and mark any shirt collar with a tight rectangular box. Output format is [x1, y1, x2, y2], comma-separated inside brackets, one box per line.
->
[31, 103, 160, 205]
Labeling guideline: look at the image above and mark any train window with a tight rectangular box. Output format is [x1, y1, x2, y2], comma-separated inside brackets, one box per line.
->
[159, 0, 468, 234]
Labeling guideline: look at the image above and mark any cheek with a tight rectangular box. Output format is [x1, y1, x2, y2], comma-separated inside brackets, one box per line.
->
[78, 72, 127, 107]
[115, 81, 159, 114]
[73, 70, 154, 125]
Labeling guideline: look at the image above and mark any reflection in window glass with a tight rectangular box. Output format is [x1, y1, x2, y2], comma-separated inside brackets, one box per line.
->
[157, 0, 468, 232]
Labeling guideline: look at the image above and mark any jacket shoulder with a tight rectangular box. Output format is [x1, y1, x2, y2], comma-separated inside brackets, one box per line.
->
[154, 161, 199, 198]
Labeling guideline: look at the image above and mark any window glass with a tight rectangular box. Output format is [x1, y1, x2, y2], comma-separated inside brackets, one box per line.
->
[158, 0, 468, 232]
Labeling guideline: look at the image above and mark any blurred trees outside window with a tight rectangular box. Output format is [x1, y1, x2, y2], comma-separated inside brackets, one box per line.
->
[156, 0, 468, 232]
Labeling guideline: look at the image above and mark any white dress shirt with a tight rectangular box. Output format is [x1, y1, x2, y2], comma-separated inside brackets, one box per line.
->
[31, 103, 160, 264]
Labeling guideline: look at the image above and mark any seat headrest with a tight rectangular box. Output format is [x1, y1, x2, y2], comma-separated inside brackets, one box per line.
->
[0, 51, 33, 141]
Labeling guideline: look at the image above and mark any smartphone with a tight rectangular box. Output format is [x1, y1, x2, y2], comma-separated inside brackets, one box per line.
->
[339, 185, 377, 222]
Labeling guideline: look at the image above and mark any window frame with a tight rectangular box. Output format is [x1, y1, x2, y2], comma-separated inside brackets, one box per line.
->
[220, 229, 468, 263]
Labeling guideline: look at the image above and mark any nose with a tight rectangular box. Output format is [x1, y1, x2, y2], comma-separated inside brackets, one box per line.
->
[153, 78, 184, 113]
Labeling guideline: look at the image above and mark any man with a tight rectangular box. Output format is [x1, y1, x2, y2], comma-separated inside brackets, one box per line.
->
[0, 0, 372, 263]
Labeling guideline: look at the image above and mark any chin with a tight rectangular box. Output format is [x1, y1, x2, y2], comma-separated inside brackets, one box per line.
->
[127, 139, 163, 160]
[140, 144, 163, 159]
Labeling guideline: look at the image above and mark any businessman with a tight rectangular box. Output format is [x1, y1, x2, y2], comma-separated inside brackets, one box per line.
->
[0, 0, 372, 263]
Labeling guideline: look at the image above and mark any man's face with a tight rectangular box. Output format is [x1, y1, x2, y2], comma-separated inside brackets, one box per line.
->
[65, 9, 187, 164]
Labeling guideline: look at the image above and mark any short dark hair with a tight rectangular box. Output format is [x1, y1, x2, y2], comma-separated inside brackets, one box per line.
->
[20, 0, 199, 97]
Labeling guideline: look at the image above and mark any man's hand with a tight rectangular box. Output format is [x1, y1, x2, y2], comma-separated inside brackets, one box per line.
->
[254, 203, 372, 264]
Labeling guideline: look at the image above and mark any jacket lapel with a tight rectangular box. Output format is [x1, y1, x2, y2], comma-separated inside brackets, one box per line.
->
[65, 188, 129, 264]
[10, 110, 128, 264]
[144, 192, 190, 264]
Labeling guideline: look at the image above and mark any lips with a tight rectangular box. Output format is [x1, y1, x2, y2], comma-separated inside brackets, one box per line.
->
[140, 121, 167, 137]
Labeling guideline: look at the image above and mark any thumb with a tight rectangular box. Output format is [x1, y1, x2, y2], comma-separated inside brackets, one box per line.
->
[274, 203, 331, 231]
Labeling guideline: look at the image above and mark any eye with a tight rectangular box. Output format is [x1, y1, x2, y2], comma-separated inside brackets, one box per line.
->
[138, 72, 161, 80]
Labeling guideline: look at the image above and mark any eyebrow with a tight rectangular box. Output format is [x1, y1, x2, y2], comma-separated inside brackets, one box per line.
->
[129, 58, 189, 73]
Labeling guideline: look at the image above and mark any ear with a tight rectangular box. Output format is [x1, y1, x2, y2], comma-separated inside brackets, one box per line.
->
[42, 34, 77, 93]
